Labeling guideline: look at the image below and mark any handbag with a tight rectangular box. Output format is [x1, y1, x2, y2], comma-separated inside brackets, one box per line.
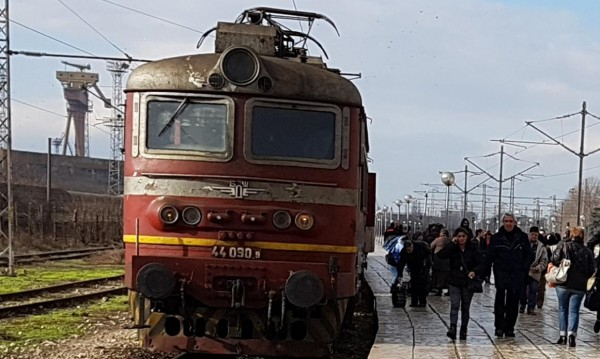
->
[588, 273, 597, 292]
[545, 242, 571, 284]
[459, 250, 483, 293]
[584, 277, 600, 311]
[467, 277, 484, 293]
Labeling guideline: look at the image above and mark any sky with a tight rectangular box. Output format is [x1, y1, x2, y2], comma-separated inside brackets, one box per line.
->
[9, 0, 600, 222]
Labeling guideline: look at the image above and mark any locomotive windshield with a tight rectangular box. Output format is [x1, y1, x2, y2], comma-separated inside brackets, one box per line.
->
[146, 100, 228, 153]
[251, 107, 336, 160]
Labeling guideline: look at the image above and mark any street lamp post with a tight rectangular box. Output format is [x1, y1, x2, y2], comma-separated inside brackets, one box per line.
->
[404, 194, 413, 233]
[441, 172, 455, 229]
[382, 206, 389, 229]
[394, 200, 402, 224]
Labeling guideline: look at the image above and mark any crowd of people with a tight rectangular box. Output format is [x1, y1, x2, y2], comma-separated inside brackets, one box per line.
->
[382, 213, 600, 346]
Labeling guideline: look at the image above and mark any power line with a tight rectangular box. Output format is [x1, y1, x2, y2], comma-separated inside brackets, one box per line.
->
[97, 0, 204, 34]
[10, 19, 96, 56]
[13, 99, 66, 118]
[9, 50, 151, 63]
[57, 0, 131, 59]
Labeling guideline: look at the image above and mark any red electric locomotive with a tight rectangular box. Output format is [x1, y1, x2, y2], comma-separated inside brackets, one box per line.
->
[123, 7, 376, 358]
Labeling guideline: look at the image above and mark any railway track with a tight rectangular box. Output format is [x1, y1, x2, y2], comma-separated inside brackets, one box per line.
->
[0, 246, 116, 266]
[0, 275, 126, 318]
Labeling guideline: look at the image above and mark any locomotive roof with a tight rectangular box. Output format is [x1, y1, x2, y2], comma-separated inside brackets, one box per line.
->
[126, 52, 362, 106]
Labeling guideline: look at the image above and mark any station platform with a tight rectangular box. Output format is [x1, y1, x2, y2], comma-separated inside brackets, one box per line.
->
[364, 244, 600, 359]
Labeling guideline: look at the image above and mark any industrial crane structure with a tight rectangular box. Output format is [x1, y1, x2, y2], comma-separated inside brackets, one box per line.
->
[56, 61, 111, 157]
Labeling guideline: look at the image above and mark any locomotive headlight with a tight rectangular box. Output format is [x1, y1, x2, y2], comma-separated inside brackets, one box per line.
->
[159, 205, 179, 225]
[221, 47, 260, 86]
[295, 213, 314, 230]
[182, 206, 202, 226]
[273, 211, 292, 229]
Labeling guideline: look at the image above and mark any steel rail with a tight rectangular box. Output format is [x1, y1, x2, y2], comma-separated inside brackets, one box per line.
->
[0, 246, 116, 265]
[0, 274, 124, 302]
[0, 286, 126, 318]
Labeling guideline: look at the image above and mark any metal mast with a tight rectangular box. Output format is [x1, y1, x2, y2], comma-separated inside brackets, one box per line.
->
[106, 61, 127, 195]
[0, 0, 15, 275]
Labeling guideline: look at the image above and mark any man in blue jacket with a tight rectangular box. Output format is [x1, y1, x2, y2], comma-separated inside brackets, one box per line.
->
[485, 213, 533, 338]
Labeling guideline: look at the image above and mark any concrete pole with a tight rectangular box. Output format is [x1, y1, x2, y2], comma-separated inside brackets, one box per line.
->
[576, 101, 586, 225]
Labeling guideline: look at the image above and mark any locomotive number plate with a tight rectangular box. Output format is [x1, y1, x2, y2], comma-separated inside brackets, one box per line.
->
[211, 246, 261, 260]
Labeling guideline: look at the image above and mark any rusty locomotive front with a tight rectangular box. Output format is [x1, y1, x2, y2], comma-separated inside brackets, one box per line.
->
[123, 7, 376, 358]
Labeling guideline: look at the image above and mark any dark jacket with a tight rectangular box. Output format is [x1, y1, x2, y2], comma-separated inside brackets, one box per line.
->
[383, 226, 396, 240]
[485, 225, 532, 290]
[437, 241, 484, 287]
[587, 233, 600, 269]
[396, 241, 432, 280]
[552, 238, 595, 292]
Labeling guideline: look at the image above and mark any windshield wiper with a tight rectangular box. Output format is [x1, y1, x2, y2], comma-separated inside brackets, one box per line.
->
[157, 97, 190, 137]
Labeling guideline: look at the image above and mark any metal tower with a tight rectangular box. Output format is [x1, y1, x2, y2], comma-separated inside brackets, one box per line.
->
[106, 61, 128, 195]
[0, 0, 15, 275]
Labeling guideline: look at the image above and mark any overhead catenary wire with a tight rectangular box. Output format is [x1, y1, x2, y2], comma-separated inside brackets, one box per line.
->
[291, 0, 305, 34]
[10, 19, 96, 56]
[82, 87, 125, 115]
[57, 0, 131, 59]
[480, 108, 600, 176]
[96, 0, 204, 34]
[9, 50, 151, 63]
[526, 110, 581, 124]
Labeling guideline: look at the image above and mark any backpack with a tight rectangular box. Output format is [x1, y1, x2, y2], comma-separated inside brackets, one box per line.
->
[385, 252, 397, 266]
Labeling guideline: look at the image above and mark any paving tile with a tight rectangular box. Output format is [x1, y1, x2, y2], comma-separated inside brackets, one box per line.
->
[365, 242, 600, 359]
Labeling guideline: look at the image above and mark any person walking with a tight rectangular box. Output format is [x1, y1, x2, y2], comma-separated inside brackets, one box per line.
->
[396, 239, 432, 307]
[473, 229, 484, 248]
[459, 218, 474, 240]
[485, 213, 532, 338]
[437, 227, 484, 340]
[551, 226, 595, 347]
[587, 230, 600, 333]
[519, 226, 548, 315]
[480, 230, 493, 284]
[430, 229, 451, 296]
[383, 222, 397, 242]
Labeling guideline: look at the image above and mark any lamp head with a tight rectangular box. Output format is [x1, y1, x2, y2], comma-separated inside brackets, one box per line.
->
[441, 172, 455, 186]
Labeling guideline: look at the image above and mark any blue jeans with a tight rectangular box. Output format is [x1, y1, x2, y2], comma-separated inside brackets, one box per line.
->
[555, 286, 586, 336]
[520, 277, 539, 311]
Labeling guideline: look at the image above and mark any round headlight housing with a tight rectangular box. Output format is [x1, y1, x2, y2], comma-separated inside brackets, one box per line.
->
[273, 211, 292, 229]
[159, 205, 179, 225]
[295, 213, 314, 230]
[285, 270, 323, 308]
[221, 47, 259, 86]
[182, 206, 202, 226]
[136, 263, 176, 300]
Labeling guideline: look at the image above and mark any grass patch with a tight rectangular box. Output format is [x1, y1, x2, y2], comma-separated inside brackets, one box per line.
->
[0, 262, 124, 294]
[0, 295, 129, 352]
